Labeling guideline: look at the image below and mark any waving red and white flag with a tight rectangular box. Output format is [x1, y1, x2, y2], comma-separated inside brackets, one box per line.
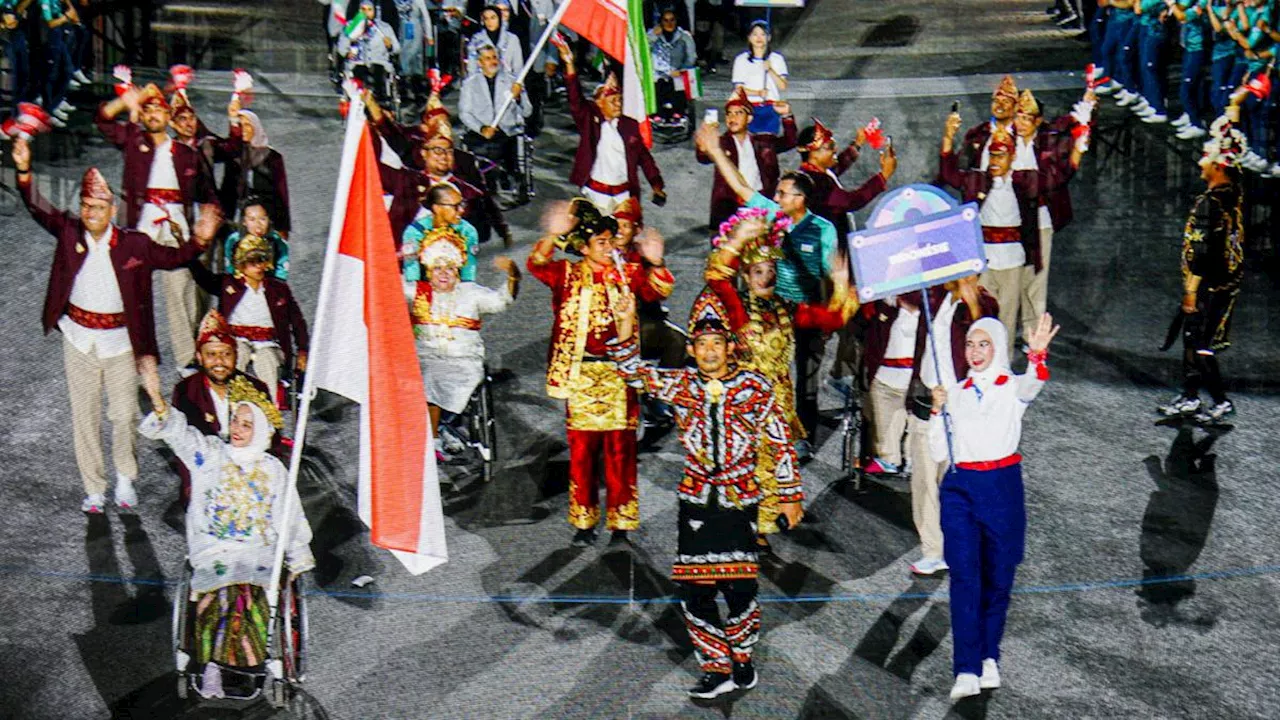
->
[307, 101, 446, 575]
[559, 0, 655, 146]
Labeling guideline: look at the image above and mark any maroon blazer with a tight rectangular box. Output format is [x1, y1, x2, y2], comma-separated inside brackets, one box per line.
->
[908, 286, 1000, 390]
[22, 177, 204, 361]
[565, 70, 664, 198]
[189, 269, 310, 370]
[170, 370, 286, 505]
[800, 157, 887, 238]
[936, 151, 1045, 272]
[694, 118, 798, 228]
[218, 148, 291, 233]
[858, 292, 924, 381]
[95, 104, 218, 228]
[379, 163, 488, 247]
[1033, 124, 1080, 232]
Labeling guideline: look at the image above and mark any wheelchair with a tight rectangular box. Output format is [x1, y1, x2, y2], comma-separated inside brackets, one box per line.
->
[837, 382, 864, 488]
[438, 365, 497, 482]
[346, 56, 403, 122]
[650, 76, 694, 144]
[172, 564, 310, 707]
[464, 127, 535, 205]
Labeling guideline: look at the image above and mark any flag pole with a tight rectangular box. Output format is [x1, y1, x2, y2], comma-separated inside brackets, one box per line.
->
[261, 89, 368, 673]
[491, 0, 576, 126]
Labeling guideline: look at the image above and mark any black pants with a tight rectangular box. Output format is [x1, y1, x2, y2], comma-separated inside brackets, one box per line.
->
[794, 328, 826, 439]
[679, 579, 759, 673]
[464, 130, 519, 176]
[353, 64, 391, 105]
[1180, 290, 1236, 404]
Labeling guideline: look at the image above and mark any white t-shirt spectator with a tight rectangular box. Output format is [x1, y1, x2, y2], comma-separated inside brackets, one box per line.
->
[732, 51, 787, 103]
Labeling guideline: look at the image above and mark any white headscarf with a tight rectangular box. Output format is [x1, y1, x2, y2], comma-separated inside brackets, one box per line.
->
[965, 317, 1011, 387]
[238, 110, 270, 148]
[225, 400, 275, 470]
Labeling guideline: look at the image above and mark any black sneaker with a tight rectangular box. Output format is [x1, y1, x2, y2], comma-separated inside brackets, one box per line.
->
[732, 661, 758, 690]
[608, 530, 630, 547]
[687, 671, 736, 699]
[571, 528, 597, 547]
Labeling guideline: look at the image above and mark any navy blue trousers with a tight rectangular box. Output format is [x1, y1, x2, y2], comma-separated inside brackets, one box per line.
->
[1179, 47, 1206, 128]
[941, 463, 1026, 677]
[1102, 14, 1137, 90]
[1138, 24, 1167, 111]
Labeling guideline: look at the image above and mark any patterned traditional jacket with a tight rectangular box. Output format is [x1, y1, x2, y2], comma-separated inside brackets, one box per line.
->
[1182, 183, 1244, 295]
[608, 339, 801, 510]
[526, 251, 675, 399]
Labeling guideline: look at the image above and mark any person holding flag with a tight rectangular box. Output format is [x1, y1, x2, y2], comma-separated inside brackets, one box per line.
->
[338, 0, 401, 105]
[558, 40, 666, 214]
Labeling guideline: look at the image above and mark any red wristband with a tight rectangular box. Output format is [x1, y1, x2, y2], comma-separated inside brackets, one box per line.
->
[1026, 348, 1048, 365]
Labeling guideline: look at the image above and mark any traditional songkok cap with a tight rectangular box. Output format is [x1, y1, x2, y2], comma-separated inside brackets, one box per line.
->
[80, 167, 114, 201]
[612, 197, 643, 226]
[418, 226, 469, 269]
[714, 206, 789, 266]
[1016, 88, 1040, 117]
[138, 83, 170, 110]
[988, 126, 1015, 155]
[196, 308, 236, 350]
[170, 91, 195, 119]
[232, 233, 275, 270]
[724, 86, 754, 114]
[688, 286, 735, 343]
[993, 75, 1018, 103]
[555, 198, 618, 254]
[421, 92, 449, 126]
[594, 74, 621, 101]
[1203, 116, 1248, 168]
[800, 118, 834, 152]
[227, 374, 284, 431]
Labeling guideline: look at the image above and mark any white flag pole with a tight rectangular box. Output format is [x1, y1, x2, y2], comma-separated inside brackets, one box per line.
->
[263, 89, 368, 657]
[490, 0, 575, 126]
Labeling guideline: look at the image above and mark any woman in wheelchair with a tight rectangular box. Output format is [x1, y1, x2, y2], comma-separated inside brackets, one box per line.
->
[404, 226, 520, 460]
[136, 359, 314, 699]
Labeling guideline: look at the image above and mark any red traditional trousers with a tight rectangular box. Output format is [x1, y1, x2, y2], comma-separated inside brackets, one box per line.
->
[564, 361, 640, 530]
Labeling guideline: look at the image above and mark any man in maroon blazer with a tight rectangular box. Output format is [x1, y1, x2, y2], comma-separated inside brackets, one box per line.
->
[189, 234, 309, 398]
[694, 88, 797, 230]
[96, 83, 219, 372]
[558, 42, 665, 213]
[169, 308, 283, 506]
[796, 118, 896, 238]
[12, 138, 219, 513]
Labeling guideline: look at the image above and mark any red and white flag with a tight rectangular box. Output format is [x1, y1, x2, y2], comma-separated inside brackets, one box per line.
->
[308, 103, 447, 575]
[560, 0, 654, 146]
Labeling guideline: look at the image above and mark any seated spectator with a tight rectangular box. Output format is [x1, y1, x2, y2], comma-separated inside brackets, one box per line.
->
[338, 0, 401, 105]
[459, 44, 531, 191]
[465, 3, 524, 76]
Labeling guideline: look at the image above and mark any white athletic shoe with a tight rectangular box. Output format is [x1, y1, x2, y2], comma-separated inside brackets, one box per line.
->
[1268, 162, 1280, 178]
[72, 69, 92, 84]
[115, 476, 138, 510]
[50, 116, 67, 129]
[56, 99, 76, 113]
[980, 659, 1002, 689]
[1094, 81, 1116, 96]
[1176, 125, 1207, 140]
[910, 557, 949, 576]
[68, 79, 82, 90]
[1170, 113, 1191, 128]
[1132, 101, 1155, 116]
[1115, 90, 1139, 106]
[82, 494, 106, 514]
[1141, 113, 1168, 124]
[53, 107, 70, 122]
[950, 673, 981, 702]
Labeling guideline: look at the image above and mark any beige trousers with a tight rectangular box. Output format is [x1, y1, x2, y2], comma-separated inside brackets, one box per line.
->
[866, 377, 907, 466]
[1020, 225, 1054, 343]
[906, 415, 947, 561]
[980, 266, 1023, 358]
[236, 340, 285, 400]
[63, 338, 138, 495]
[142, 209, 201, 369]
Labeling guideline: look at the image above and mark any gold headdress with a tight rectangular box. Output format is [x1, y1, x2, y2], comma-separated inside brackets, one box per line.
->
[227, 374, 284, 431]
[993, 75, 1018, 104]
[1016, 88, 1040, 117]
[232, 233, 274, 272]
[418, 225, 469, 269]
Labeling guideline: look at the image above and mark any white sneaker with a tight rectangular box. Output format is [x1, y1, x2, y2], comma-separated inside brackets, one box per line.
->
[1170, 113, 1191, 128]
[1094, 81, 1116, 96]
[1268, 162, 1280, 178]
[1141, 113, 1168, 124]
[82, 494, 106, 514]
[50, 116, 67, 129]
[72, 69, 92, 84]
[950, 673, 981, 701]
[910, 556, 950, 576]
[1115, 90, 1139, 105]
[56, 99, 76, 113]
[1176, 125, 1207, 140]
[980, 658, 1002, 689]
[68, 79, 82, 90]
[1132, 101, 1154, 116]
[53, 108, 70, 122]
[115, 476, 138, 510]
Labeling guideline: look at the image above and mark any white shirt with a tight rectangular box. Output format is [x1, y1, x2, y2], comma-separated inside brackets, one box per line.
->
[58, 230, 131, 359]
[589, 119, 628, 186]
[978, 120, 1014, 172]
[146, 138, 180, 191]
[732, 51, 787, 103]
[979, 176, 1026, 271]
[1012, 135, 1037, 171]
[928, 368, 1046, 464]
[920, 293, 960, 389]
[228, 282, 278, 346]
[874, 305, 919, 390]
[733, 134, 763, 191]
[209, 384, 231, 440]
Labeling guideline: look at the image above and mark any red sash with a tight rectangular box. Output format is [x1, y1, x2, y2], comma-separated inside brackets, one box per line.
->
[230, 324, 276, 342]
[67, 304, 126, 330]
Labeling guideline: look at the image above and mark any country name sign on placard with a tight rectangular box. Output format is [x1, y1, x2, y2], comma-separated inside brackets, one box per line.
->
[847, 184, 986, 303]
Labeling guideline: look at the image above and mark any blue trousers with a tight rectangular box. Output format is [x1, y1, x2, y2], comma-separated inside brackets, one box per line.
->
[1090, 7, 1109, 72]
[1210, 54, 1242, 118]
[1179, 48, 1206, 128]
[1243, 87, 1272, 161]
[4, 29, 31, 113]
[1138, 24, 1167, 111]
[44, 26, 74, 110]
[1101, 14, 1137, 89]
[941, 463, 1026, 677]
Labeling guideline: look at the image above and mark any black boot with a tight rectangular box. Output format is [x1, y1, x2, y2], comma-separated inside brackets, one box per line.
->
[608, 530, 630, 547]
[687, 671, 736, 699]
[571, 528, 597, 547]
[732, 661, 758, 690]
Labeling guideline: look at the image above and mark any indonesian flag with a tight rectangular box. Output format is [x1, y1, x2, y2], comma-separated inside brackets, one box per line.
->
[309, 102, 447, 575]
[560, 0, 656, 147]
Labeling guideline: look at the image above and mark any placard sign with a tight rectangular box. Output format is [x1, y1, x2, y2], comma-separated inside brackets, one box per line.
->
[847, 184, 986, 303]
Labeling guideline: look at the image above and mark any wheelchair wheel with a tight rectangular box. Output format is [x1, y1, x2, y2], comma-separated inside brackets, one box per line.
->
[171, 567, 192, 699]
[840, 395, 861, 484]
[517, 134, 535, 203]
[277, 575, 307, 685]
